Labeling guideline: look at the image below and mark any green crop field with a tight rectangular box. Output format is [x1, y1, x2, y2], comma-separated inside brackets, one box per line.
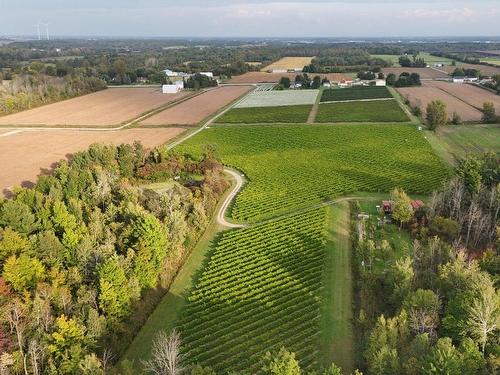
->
[178, 124, 447, 222]
[320, 86, 393, 102]
[315, 100, 409, 123]
[216, 105, 311, 123]
[178, 209, 328, 373]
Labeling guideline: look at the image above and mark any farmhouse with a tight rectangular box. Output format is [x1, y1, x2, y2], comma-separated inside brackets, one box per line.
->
[453, 76, 479, 84]
[162, 80, 184, 94]
[374, 79, 387, 86]
[199, 72, 214, 78]
[381, 200, 425, 214]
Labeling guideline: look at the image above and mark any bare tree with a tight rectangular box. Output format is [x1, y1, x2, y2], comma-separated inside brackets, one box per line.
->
[3, 300, 28, 375]
[142, 330, 184, 375]
[28, 339, 45, 375]
[464, 285, 500, 354]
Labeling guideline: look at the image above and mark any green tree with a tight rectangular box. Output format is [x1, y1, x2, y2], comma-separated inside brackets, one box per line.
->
[0, 200, 38, 234]
[0, 227, 31, 262]
[98, 256, 130, 323]
[424, 338, 462, 375]
[403, 289, 441, 336]
[262, 348, 301, 375]
[481, 102, 497, 124]
[279, 77, 291, 89]
[2, 254, 45, 292]
[386, 73, 396, 86]
[426, 100, 448, 130]
[191, 365, 217, 375]
[312, 75, 322, 89]
[390, 188, 413, 228]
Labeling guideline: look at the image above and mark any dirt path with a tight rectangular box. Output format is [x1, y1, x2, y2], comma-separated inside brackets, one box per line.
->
[307, 101, 319, 124]
[217, 169, 246, 228]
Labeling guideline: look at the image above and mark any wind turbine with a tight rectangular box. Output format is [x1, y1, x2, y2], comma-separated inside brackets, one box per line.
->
[36, 21, 41, 40]
[44, 23, 50, 40]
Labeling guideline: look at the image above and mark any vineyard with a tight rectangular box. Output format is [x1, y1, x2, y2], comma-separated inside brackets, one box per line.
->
[216, 105, 311, 124]
[315, 100, 409, 123]
[320, 86, 393, 102]
[178, 209, 328, 373]
[178, 124, 448, 222]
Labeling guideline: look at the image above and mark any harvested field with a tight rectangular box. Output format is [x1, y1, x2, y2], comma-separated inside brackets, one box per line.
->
[0, 128, 185, 195]
[439, 63, 500, 77]
[235, 90, 319, 108]
[396, 86, 482, 122]
[423, 80, 500, 113]
[227, 72, 352, 84]
[141, 86, 252, 125]
[0, 88, 190, 127]
[382, 67, 449, 79]
[261, 57, 314, 72]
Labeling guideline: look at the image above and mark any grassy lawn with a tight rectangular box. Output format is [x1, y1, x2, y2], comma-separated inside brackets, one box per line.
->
[216, 104, 311, 123]
[315, 100, 409, 123]
[320, 86, 393, 102]
[319, 203, 354, 373]
[425, 124, 500, 165]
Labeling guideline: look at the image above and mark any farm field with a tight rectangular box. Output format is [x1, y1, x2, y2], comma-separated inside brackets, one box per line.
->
[427, 124, 500, 162]
[480, 57, 500, 66]
[0, 128, 185, 195]
[178, 124, 448, 222]
[423, 80, 500, 113]
[396, 86, 483, 122]
[0, 87, 190, 126]
[140, 86, 252, 125]
[261, 56, 315, 72]
[315, 100, 409, 123]
[438, 63, 500, 76]
[216, 105, 311, 124]
[382, 67, 449, 79]
[320, 86, 393, 102]
[372, 53, 454, 66]
[178, 208, 328, 373]
[235, 89, 319, 108]
[226, 72, 353, 84]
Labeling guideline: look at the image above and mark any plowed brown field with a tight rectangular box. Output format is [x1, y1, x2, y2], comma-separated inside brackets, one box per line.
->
[0, 88, 190, 127]
[397, 86, 483, 122]
[382, 67, 449, 79]
[423, 81, 500, 113]
[227, 72, 352, 84]
[439, 63, 500, 77]
[141, 86, 252, 125]
[0, 128, 185, 195]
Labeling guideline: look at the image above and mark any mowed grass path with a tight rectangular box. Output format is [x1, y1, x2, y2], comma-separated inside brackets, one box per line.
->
[315, 100, 409, 123]
[179, 124, 446, 222]
[216, 104, 311, 123]
[319, 203, 354, 373]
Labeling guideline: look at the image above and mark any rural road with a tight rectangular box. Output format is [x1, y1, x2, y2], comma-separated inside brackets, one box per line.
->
[218, 169, 247, 229]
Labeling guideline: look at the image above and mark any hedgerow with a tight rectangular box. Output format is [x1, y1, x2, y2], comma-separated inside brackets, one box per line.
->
[178, 209, 327, 373]
[178, 124, 448, 222]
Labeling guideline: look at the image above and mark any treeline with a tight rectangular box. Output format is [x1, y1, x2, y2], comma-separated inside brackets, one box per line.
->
[0, 142, 228, 374]
[303, 48, 390, 73]
[0, 73, 106, 115]
[352, 153, 499, 375]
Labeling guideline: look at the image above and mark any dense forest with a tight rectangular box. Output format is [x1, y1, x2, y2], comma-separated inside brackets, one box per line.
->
[352, 153, 499, 375]
[0, 142, 228, 374]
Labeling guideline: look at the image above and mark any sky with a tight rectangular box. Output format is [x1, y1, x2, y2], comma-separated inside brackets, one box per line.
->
[0, 0, 499, 38]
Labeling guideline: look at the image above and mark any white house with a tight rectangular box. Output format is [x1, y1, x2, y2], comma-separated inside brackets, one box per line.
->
[162, 80, 184, 94]
[453, 76, 479, 84]
[323, 81, 332, 88]
[374, 79, 387, 86]
[199, 72, 214, 78]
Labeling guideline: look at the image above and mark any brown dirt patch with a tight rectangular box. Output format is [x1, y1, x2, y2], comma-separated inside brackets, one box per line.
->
[382, 67, 449, 79]
[141, 86, 252, 125]
[226, 72, 352, 84]
[396, 86, 482, 122]
[0, 88, 190, 127]
[0, 128, 185, 195]
[439, 63, 500, 77]
[423, 81, 500, 113]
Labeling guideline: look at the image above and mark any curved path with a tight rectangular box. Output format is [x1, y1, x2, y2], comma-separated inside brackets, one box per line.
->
[218, 169, 247, 228]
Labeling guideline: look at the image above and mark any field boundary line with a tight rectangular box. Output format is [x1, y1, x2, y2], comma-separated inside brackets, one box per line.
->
[320, 97, 395, 104]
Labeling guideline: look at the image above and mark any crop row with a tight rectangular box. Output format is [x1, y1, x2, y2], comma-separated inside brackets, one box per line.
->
[320, 86, 393, 102]
[178, 209, 327, 373]
[178, 124, 448, 222]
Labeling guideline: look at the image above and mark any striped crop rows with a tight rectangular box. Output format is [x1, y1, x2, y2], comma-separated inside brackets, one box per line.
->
[178, 124, 448, 222]
[178, 209, 328, 373]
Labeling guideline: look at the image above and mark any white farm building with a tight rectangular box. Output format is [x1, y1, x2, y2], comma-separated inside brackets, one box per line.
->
[162, 80, 184, 94]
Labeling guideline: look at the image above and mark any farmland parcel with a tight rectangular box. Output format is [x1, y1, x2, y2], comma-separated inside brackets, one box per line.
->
[216, 105, 312, 124]
[316, 100, 408, 123]
[141, 86, 252, 125]
[320, 86, 393, 102]
[235, 90, 319, 108]
[0, 88, 189, 127]
[227, 72, 353, 84]
[261, 56, 315, 72]
[396, 86, 483, 122]
[382, 67, 449, 80]
[0, 128, 185, 195]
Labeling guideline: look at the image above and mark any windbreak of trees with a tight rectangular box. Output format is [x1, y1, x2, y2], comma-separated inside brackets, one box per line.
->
[386, 72, 421, 87]
[0, 142, 228, 374]
[353, 153, 499, 375]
